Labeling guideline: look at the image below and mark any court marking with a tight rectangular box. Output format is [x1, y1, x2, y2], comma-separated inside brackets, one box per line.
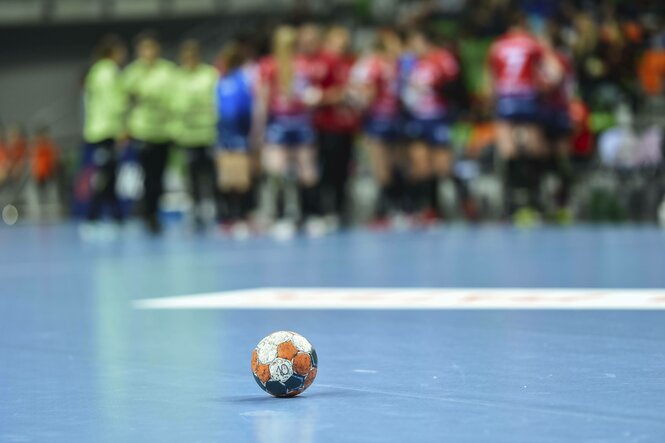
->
[133, 288, 665, 310]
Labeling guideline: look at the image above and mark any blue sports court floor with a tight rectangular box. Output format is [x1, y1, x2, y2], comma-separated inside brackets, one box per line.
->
[1, 224, 665, 442]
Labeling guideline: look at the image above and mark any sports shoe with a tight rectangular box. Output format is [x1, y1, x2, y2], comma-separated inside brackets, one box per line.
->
[272, 219, 296, 241]
[304, 217, 327, 238]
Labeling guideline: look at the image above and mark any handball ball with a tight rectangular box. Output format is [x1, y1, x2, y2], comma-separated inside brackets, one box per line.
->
[251, 331, 318, 397]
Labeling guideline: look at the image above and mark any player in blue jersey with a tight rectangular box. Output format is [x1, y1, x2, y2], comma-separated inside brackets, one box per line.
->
[215, 39, 257, 235]
[401, 28, 462, 222]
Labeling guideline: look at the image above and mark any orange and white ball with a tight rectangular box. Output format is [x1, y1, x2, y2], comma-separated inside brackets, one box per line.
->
[251, 331, 318, 397]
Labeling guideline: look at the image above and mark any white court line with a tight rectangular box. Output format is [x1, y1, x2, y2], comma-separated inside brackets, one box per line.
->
[133, 288, 665, 310]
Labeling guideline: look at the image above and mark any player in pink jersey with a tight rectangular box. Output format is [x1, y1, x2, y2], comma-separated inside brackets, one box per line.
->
[488, 12, 549, 218]
[350, 30, 403, 222]
[255, 25, 325, 236]
[314, 26, 359, 228]
[488, 12, 547, 158]
[402, 27, 461, 220]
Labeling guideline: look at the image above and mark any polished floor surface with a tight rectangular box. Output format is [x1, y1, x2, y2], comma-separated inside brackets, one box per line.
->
[1, 224, 665, 442]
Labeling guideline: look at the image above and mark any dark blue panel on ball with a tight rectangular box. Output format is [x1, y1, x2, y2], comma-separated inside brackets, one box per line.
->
[265, 381, 287, 396]
[310, 349, 318, 368]
[253, 374, 265, 391]
[284, 374, 305, 392]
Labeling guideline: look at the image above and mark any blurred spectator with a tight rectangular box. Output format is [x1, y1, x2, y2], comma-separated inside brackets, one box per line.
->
[636, 125, 663, 168]
[599, 103, 663, 170]
[0, 127, 7, 183]
[30, 126, 59, 198]
[598, 104, 639, 169]
[569, 99, 594, 162]
[83, 34, 127, 225]
[466, 110, 497, 159]
[639, 35, 665, 96]
[288, 0, 313, 26]
[652, 19, 665, 50]
[0, 131, 7, 186]
[123, 31, 176, 234]
[172, 39, 219, 231]
[5, 124, 28, 182]
[571, 12, 601, 104]
[521, 0, 559, 34]
[464, 0, 513, 38]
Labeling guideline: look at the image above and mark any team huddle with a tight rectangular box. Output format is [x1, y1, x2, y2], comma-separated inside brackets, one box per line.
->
[83, 12, 574, 236]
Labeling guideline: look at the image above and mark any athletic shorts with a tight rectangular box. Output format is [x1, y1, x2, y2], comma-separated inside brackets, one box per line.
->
[265, 115, 315, 147]
[364, 116, 401, 142]
[543, 107, 573, 139]
[403, 117, 452, 148]
[218, 119, 251, 152]
[495, 94, 542, 124]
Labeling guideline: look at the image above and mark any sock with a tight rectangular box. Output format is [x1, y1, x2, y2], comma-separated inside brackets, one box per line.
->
[525, 158, 547, 211]
[504, 158, 526, 215]
[239, 190, 251, 220]
[376, 184, 391, 219]
[429, 177, 440, 216]
[556, 156, 572, 208]
[390, 169, 406, 212]
[299, 184, 320, 220]
[229, 191, 241, 222]
[218, 191, 231, 223]
[266, 175, 286, 220]
[408, 179, 431, 214]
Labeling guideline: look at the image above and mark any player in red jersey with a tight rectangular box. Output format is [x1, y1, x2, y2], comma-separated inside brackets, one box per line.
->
[350, 29, 403, 222]
[315, 26, 360, 228]
[488, 13, 546, 158]
[487, 12, 548, 217]
[402, 28, 461, 220]
[255, 25, 325, 236]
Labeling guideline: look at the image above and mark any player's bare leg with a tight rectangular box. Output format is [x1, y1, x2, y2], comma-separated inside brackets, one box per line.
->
[431, 147, 474, 220]
[496, 121, 518, 160]
[551, 135, 573, 223]
[262, 145, 290, 224]
[511, 123, 547, 224]
[217, 151, 252, 229]
[521, 123, 547, 158]
[366, 137, 394, 220]
[295, 145, 324, 236]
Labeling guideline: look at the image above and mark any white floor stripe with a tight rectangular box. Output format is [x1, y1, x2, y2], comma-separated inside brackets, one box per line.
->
[133, 288, 665, 310]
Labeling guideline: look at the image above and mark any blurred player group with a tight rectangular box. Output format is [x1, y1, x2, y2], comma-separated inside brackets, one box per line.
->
[81, 12, 577, 238]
